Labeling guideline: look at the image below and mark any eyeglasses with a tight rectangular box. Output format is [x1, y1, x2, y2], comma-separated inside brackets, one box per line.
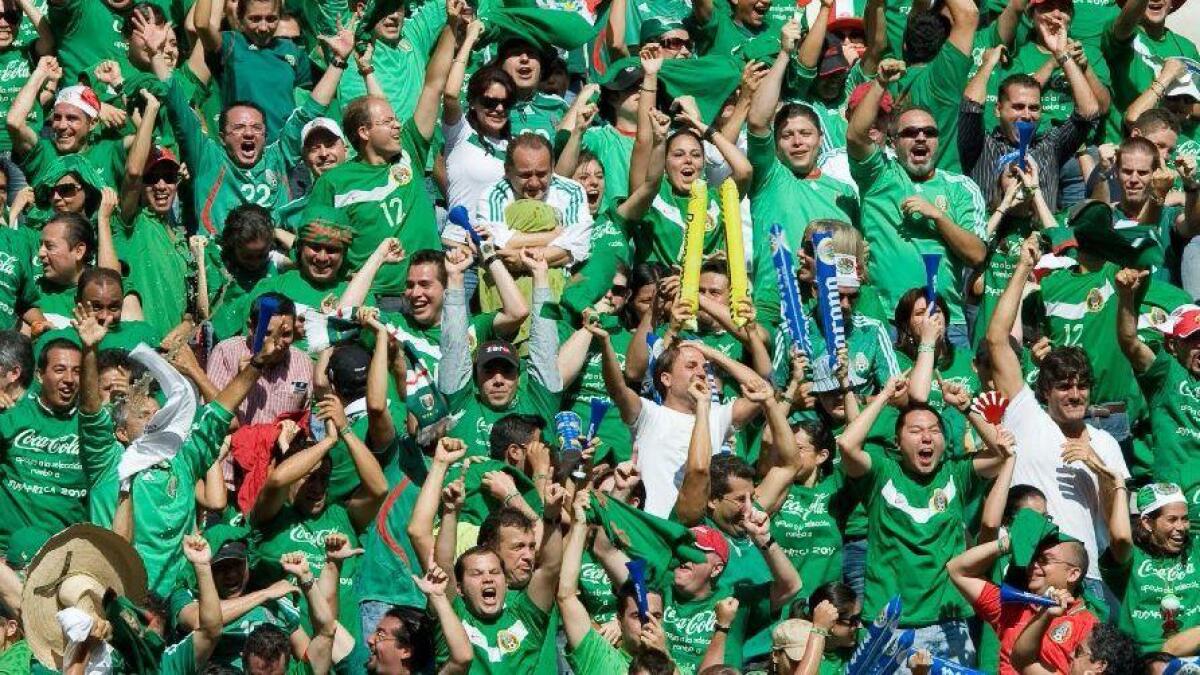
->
[658, 37, 691, 51]
[478, 95, 510, 111]
[1033, 553, 1078, 570]
[372, 629, 399, 643]
[896, 126, 939, 139]
[145, 171, 180, 185]
[51, 183, 81, 199]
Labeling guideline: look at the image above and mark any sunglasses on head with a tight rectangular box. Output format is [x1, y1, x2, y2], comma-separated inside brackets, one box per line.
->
[52, 183, 81, 198]
[897, 126, 939, 139]
[478, 95, 510, 111]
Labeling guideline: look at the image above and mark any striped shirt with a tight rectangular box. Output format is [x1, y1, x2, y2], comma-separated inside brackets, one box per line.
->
[474, 175, 593, 265]
[206, 336, 312, 425]
[957, 100, 1099, 212]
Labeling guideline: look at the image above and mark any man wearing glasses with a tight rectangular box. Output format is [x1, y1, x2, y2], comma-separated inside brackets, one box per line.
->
[847, 58, 987, 349]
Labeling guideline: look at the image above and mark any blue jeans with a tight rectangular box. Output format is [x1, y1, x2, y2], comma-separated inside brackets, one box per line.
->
[1083, 408, 1130, 443]
[1057, 148, 1094, 211]
[946, 323, 969, 350]
[900, 619, 976, 673]
[842, 538, 868, 598]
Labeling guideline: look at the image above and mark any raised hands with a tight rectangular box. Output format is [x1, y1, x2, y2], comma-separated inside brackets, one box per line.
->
[72, 303, 111, 349]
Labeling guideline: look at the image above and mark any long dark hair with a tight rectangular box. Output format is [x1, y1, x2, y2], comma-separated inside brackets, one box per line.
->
[619, 262, 671, 330]
[467, 66, 516, 139]
[893, 287, 952, 365]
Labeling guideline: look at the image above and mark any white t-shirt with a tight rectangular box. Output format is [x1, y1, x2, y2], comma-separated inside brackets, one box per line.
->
[633, 398, 736, 518]
[1003, 386, 1129, 579]
[442, 116, 506, 222]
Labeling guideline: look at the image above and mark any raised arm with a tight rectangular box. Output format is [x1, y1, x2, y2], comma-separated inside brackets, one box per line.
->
[94, 189, 122, 273]
[182, 534, 224, 670]
[522, 250, 564, 393]
[309, 23, 355, 108]
[837, 376, 904, 477]
[337, 238, 406, 308]
[557, 488, 595, 648]
[755, 397, 802, 515]
[406, 438, 466, 570]
[593, 321, 643, 424]
[364, 315, 398, 449]
[905, 305, 944, 404]
[985, 234, 1038, 399]
[436, 248, 475, 395]
[748, 23, 798, 135]
[121, 90, 161, 221]
[617, 108, 670, 222]
[1114, 268, 1154, 373]
[317, 394, 387, 530]
[414, 6, 461, 140]
[629, 45, 662, 190]
[7, 56, 58, 157]
[1040, 22, 1098, 119]
[554, 85, 599, 178]
[249, 431, 338, 526]
[943, 0, 979, 56]
[416, 557, 473, 675]
[15, 0, 53, 56]
[847, 60, 905, 160]
[192, 0, 222, 54]
[746, 509, 803, 610]
[675, 97, 751, 194]
[1111, 0, 1149, 43]
[442, 20, 484, 126]
[1127, 59, 1184, 129]
[487, 248, 532, 337]
[1011, 590, 1073, 675]
[673, 378, 714, 526]
[945, 538, 1006, 606]
[74, 305, 109, 415]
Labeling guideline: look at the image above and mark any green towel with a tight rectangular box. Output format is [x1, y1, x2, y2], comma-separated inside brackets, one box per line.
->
[586, 491, 705, 589]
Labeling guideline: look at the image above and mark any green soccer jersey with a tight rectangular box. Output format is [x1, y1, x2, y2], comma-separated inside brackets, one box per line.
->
[354, 475, 428, 610]
[662, 583, 755, 675]
[335, 2, 444, 121]
[34, 321, 163, 361]
[849, 146, 987, 325]
[445, 371, 562, 458]
[1139, 349, 1200, 517]
[251, 503, 363, 640]
[631, 182, 726, 267]
[112, 210, 192, 338]
[32, 275, 74, 329]
[159, 635, 197, 675]
[0, 395, 84, 549]
[237, 270, 348, 355]
[509, 92, 570, 140]
[771, 473, 847, 595]
[577, 551, 616, 625]
[851, 446, 981, 628]
[581, 125, 635, 210]
[0, 227, 37, 331]
[217, 31, 314, 142]
[558, 316, 633, 464]
[17, 136, 126, 191]
[1103, 540, 1200, 654]
[1103, 25, 1200, 121]
[747, 130, 859, 326]
[80, 403, 232, 597]
[440, 591, 551, 674]
[894, 42, 974, 172]
[772, 307, 902, 399]
[165, 76, 316, 235]
[325, 399, 407, 504]
[308, 119, 440, 296]
[47, 0, 128, 84]
[169, 586, 301, 670]
[0, 47, 37, 153]
[380, 309, 497, 431]
[565, 629, 632, 675]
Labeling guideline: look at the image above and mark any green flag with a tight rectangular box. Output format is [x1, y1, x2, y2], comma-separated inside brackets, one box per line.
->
[482, 6, 600, 51]
[586, 491, 705, 589]
[658, 54, 744, 124]
[446, 458, 543, 526]
[1069, 200, 1165, 269]
[1009, 507, 1078, 568]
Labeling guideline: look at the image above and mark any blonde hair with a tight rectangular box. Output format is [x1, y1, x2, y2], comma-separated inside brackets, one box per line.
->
[804, 219, 870, 283]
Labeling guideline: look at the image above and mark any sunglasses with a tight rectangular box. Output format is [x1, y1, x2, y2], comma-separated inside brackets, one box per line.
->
[0, 8, 20, 23]
[896, 126, 939, 139]
[610, 284, 629, 295]
[145, 171, 180, 185]
[659, 37, 691, 51]
[478, 95, 510, 111]
[51, 183, 81, 199]
[836, 613, 863, 627]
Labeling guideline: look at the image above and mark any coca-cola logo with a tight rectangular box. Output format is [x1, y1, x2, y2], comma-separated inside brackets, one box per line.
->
[13, 429, 78, 455]
[1137, 559, 1197, 584]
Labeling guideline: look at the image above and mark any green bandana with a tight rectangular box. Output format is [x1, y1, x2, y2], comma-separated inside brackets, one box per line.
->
[483, 7, 598, 52]
[1069, 200, 1165, 269]
[298, 205, 354, 246]
[1009, 507, 1079, 568]
[658, 55, 744, 124]
[585, 492, 705, 589]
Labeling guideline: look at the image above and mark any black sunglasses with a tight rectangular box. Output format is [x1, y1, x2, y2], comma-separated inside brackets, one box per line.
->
[659, 37, 691, 51]
[478, 95, 510, 111]
[52, 183, 81, 198]
[896, 126, 939, 139]
[145, 171, 180, 185]
[0, 7, 20, 23]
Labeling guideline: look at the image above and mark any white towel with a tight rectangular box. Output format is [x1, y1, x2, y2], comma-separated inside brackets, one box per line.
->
[117, 343, 199, 487]
[57, 607, 113, 675]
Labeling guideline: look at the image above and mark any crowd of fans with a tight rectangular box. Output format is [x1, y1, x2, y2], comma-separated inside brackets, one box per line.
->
[1, 0, 1200, 672]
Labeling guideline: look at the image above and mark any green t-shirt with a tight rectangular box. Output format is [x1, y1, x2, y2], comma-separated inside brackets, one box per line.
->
[159, 635, 197, 675]
[445, 368, 562, 458]
[80, 403, 232, 597]
[112, 209, 192, 338]
[688, 5, 780, 59]
[565, 628, 632, 675]
[440, 590, 551, 674]
[581, 125, 635, 211]
[1103, 539, 1200, 654]
[577, 550, 617, 625]
[334, 3, 444, 121]
[509, 92, 569, 140]
[47, 0, 128, 84]
[849, 146, 987, 325]
[850, 446, 981, 627]
[0, 638, 31, 675]
[1103, 24, 1200, 119]
[0, 227, 38, 330]
[558, 317, 633, 464]
[0, 395, 84, 549]
[164, 75, 316, 234]
[217, 31, 313, 143]
[307, 120, 440, 296]
[168, 586, 301, 670]
[972, 221, 1039, 349]
[354, 475, 427, 610]
[34, 321, 163, 361]
[1139, 349, 1200, 517]
[771, 473, 847, 595]
[0, 47, 37, 153]
[662, 582, 762, 675]
[894, 42, 974, 172]
[631, 182, 726, 267]
[17, 136, 126, 191]
[32, 275, 74, 329]
[251, 503, 363, 640]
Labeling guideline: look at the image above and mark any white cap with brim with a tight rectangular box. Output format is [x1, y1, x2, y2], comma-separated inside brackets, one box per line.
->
[1166, 58, 1200, 100]
[1134, 482, 1188, 517]
[771, 619, 814, 662]
[301, 117, 347, 146]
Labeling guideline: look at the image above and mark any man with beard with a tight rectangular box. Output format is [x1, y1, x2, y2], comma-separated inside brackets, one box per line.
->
[437, 247, 560, 457]
[559, 488, 671, 675]
[987, 234, 1131, 616]
[837, 376, 1007, 665]
[0, 337, 83, 548]
[1103, 483, 1200, 655]
[847, 58, 987, 347]
[148, 14, 352, 234]
[1117, 270, 1200, 517]
[947, 509, 1103, 673]
[8, 61, 125, 189]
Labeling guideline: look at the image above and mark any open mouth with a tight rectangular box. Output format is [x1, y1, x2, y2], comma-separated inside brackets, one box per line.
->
[585, 188, 600, 206]
[910, 145, 930, 162]
[516, 65, 535, 80]
[480, 586, 499, 607]
[916, 447, 935, 465]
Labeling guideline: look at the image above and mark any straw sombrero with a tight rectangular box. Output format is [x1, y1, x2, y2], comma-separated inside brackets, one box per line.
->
[20, 524, 147, 670]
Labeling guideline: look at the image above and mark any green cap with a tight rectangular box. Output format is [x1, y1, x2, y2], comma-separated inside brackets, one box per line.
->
[1010, 507, 1079, 567]
[1069, 199, 1164, 269]
[5, 526, 51, 570]
[505, 198, 560, 231]
[639, 16, 685, 43]
[596, 56, 643, 91]
[1135, 482, 1187, 516]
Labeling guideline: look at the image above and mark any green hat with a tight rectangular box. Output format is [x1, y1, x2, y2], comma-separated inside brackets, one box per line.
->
[298, 205, 354, 247]
[1135, 482, 1188, 516]
[1069, 199, 1164, 269]
[1010, 507, 1079, 567]
[639, 16, 685, 43]
[658, 54, 745, 125]
[4, 526, 51, 570]
[483, 7, 598, 53]
[35, 154, 105, 208]
[505, 198, 560, 232]
[596, 56, 643, 91]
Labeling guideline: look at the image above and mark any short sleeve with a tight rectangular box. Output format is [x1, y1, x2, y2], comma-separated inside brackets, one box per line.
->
[970, 581, 1003, 630]
[442, 116, 469, 153]
[949, 177, 988, 240]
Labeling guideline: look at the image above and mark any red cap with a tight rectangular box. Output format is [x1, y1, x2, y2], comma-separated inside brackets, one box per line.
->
[847, 82, 894, 115]
[146, 146, 179, 171]
[1169, 308, 1200, 339]
[690, 525, 729, 565]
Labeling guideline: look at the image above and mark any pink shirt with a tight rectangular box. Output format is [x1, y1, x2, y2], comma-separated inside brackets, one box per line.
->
[206, 336, 312, 425]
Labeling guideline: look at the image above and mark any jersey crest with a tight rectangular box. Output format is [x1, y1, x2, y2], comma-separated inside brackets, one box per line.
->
[881, 476, 957, 525]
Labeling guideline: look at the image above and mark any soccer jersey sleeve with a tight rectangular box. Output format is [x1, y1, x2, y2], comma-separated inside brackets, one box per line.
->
[175, 402, 235, 482]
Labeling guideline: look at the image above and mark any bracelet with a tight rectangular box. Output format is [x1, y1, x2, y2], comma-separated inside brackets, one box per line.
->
[339, 425, 354, 439]
[299, 577, 316, 592]
[1152, 81, 1167, 98]
[503, 492, 519, 506]
[811, 627, 830, 637]
[358, 66, 376, 76]
[714, 623, 730, 633]
[1113, 483, 1128, 492]
[701, 126, 717, 142]
[917, 344, 937, 354]
[1054, 52, 1070, 67]
[532, 472, 549, 481]
[329, 55, 349, 69]
[481, 254, 499, 267]
[640, 86, 657, 93]
[757, 535, 776, 550]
